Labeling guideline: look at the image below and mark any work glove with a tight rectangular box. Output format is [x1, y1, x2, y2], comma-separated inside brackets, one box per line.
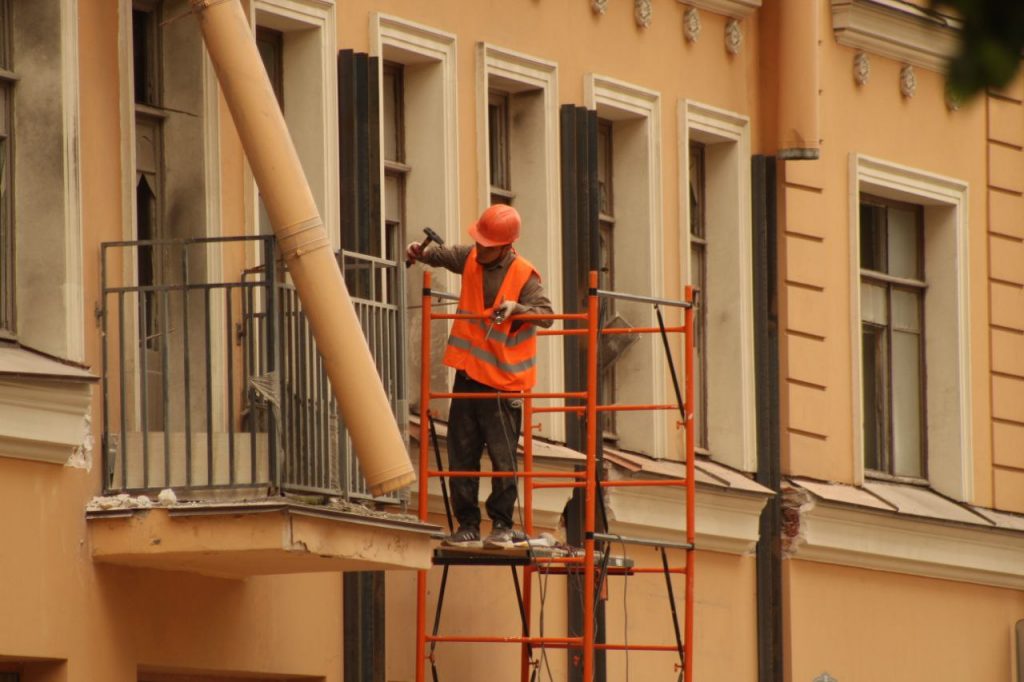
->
[406, 241, 424, 263]
[491, 300, 522, 324]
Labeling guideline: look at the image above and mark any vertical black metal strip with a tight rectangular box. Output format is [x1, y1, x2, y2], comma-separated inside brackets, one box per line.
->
[753, 155, 783, 682]
[204, 287, 214, 485]
[510, 566, 534, 664]
[559, 104, 582, 452]
[428, 413, 454, 532]
[660, 546, 686, 669]
[182, 249, 193, 487]
[161, 287, 171, 485]
[139, 288, 150, 489]
[225, 287, 236, 484]
[367, 55, 382, 256]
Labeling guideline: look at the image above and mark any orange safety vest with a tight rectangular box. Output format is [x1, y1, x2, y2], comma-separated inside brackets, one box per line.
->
[443, 248, 540, 391]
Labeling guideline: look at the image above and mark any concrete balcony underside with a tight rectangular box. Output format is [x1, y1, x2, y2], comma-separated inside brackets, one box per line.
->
[87, 501, 438, 578]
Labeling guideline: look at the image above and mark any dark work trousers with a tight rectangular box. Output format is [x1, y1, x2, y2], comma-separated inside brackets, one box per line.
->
[447, 370, 523, 530]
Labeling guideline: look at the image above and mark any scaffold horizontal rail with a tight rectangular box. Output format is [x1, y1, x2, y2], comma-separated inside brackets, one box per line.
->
[426, 470, 583, 479]
[425, 635, 583, 646]
[600, 478, 689, 488]
[591, 531, 694, 551]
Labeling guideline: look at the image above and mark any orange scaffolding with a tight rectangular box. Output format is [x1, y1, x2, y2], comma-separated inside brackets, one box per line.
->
[415, 270, 696, 681]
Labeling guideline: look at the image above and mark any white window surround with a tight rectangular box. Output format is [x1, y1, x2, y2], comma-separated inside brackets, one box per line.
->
[831, 0, 962, 73]
[849, 154, 972, 501]
[247, 0, 338, 250]
[370, 13, 459, 291]
[680, 100, 756, 472]
[585, 73, 665, 459]
[675, 0, 761, 19]
[477, 43, 564, 442]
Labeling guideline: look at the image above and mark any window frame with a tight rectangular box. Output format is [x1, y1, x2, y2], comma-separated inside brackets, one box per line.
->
[487, 89, 513, 205]
[859, 193, 928, 482]
[849, 154, 972, 501]
[688, 140, 709, 451]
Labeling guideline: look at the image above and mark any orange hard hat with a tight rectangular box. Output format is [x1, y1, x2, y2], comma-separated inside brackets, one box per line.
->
[468, 204, 521, 247]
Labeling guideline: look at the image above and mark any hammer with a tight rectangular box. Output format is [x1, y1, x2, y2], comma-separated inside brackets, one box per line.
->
[406, 227, 445, 267]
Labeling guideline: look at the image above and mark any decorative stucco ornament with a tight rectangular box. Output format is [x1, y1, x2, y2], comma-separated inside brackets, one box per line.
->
[635, 0, 652, 28]
[683, 7, 701, 42]
[853, 51, 870, 86]
[813, 674, 838, 682]
[945, 84, 963, 112]
[592, 0, 608, 15]
[725, 18, 743, 55]
[900, 64, 916, 99]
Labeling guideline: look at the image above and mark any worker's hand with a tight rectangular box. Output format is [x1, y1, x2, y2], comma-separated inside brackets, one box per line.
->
[492, 300, 521, 324]
[406, 241, 424, 263]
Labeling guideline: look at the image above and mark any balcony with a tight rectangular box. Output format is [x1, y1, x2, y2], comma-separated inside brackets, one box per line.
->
[88, 236, 434, 576]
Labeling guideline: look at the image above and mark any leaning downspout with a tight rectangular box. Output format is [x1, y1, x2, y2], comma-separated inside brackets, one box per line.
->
[189, 0, 414, 495]
[777, 0, 821, 160]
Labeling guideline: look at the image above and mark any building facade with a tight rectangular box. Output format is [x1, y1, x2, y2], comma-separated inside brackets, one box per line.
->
[0, 0, 1022, 681]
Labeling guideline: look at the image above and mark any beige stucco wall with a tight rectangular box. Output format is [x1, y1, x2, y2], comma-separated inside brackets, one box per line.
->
[786, 559, 1024, 681]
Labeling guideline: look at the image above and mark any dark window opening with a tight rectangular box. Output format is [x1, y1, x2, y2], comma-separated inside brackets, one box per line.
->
[132, 4, 160, 106]
[256, 26, 284, 110]
[860, 195, 926, 479]
[689, 141, 708, 450]
[0, 0, 15, 337]
[488, 89, 513, 206]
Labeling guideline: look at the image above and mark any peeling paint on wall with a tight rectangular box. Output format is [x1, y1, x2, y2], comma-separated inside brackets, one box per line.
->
[65, 413, 93, 471]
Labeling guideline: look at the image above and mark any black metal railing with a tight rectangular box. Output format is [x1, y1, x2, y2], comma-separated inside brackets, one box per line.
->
[100, 236, 405, 502]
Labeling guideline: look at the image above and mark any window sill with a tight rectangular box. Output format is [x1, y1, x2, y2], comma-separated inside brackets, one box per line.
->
[786, 477, 1024, 589]
[0, 344, 96, 465]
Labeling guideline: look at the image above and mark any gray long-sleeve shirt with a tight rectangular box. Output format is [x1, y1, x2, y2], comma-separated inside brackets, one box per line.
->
[420, 244, 554, 328]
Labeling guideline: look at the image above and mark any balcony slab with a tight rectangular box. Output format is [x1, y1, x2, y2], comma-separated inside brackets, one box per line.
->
[87, 500, 438, 578]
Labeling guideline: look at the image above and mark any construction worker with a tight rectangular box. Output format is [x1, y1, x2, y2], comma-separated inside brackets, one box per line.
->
[406, 204, 553, 548]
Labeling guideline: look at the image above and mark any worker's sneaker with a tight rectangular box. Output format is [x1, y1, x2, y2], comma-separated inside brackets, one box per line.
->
[441, 526, 480, 547]
[483, 525, 516, 549]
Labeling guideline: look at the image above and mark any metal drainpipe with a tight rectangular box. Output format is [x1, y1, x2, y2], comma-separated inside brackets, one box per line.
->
[777, 1, 821, 160]
[753, 155, 782, 681]
[189, 0, 414, 495]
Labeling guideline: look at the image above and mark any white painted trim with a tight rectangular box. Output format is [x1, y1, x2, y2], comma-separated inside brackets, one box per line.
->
[607, 480, 768, 555]
[849, 153, 973, 501]
[831, 0, 962, 73]
[371, 12, 460, 277]
[477, 43, 564, 442]
[792, 496, 1024, 590]
[681, 100, 756, 472]
[676, 0, 762, 19]
[586, 73, 666, 458]
[0, 378, 93, 465]
[60, 0, 84, 363]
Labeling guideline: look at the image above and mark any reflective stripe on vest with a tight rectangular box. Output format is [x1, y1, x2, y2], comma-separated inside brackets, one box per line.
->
[443, 248, 540, 391]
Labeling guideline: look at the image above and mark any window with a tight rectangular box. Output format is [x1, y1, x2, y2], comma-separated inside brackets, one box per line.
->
[689, 141, 709, 450]
[488, 90, 512, 205]
[250, 0, 338, 251]
[0, 0, 13, 338]
[478, 43, 562, 439]
[851, 155, 970, 500]
[860, 195, 926, 479]
[382, 61, 406, 274]
[682, 100, 755, 472]
[586, 75, 663, 457]
[256, 26, 284, 109]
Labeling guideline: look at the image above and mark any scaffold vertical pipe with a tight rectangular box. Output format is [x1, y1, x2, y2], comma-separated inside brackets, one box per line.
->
[415, 272, 433, 682]
[684, 284, 695, 681]
[583, 270, 600, 681]
[521, 393, 535, 682]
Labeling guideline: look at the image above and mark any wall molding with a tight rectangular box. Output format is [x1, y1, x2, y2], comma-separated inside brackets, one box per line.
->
[831, 0, 962, 73]
[676, 0, 761, 20]
[789, 491, 1024, 590]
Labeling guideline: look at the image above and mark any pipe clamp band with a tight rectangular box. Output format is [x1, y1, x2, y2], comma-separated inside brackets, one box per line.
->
[278, 216, 330, 260]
